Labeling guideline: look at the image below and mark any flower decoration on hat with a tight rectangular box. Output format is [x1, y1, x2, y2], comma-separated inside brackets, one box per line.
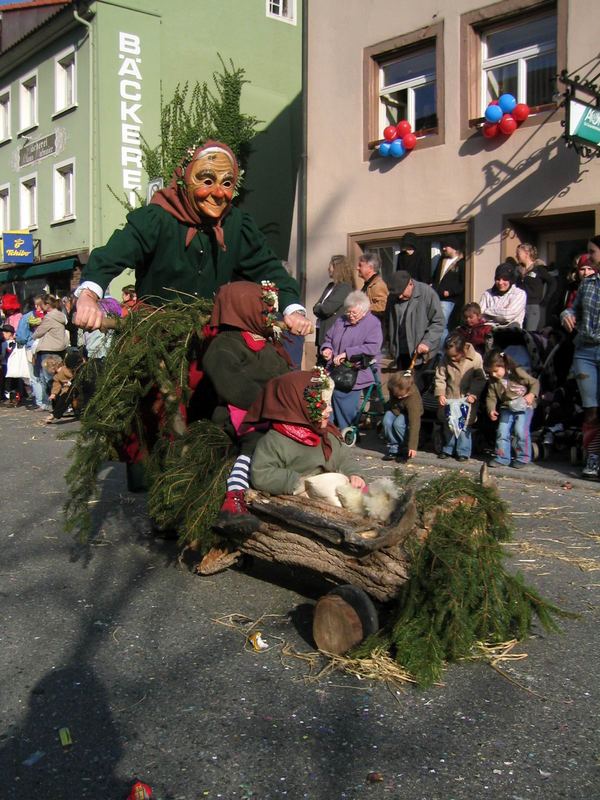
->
[304, 367, 333, 423]
[261, 280, 283, 337]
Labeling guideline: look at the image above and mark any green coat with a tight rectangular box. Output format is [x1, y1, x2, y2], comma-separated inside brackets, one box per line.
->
[251, 429, 361, 495]
[81, 204, 301, 310]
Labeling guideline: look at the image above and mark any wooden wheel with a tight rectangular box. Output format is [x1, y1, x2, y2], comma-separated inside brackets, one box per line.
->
[312, 584, 379, 655]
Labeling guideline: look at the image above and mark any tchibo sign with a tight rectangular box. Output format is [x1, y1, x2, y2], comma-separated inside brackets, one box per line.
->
[118, 32, 143, 206]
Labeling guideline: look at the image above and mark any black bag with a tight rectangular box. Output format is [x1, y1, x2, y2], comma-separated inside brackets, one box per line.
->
[329, 362, 358, 393]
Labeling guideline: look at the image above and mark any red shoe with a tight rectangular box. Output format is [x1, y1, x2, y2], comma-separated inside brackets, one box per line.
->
[214, 490, 259, 536]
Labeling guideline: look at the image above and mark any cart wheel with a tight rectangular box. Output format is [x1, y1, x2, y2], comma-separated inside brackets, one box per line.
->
[341, 427, 358, 447]
[313, 584, 379, 655]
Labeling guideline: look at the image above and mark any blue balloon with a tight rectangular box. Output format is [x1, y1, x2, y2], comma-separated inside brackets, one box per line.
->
[498, 93, 517, 113]
[484, 104, 503, 123]
[379, 141, 391, 157]
[389, 139, 405, 158]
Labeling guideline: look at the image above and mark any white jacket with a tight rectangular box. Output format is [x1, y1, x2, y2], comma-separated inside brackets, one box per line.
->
[479, 284, 526, 327]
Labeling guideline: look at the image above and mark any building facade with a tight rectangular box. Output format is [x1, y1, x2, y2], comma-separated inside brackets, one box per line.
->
[0, 0, 302, 300]
[302, 0, 600, 320]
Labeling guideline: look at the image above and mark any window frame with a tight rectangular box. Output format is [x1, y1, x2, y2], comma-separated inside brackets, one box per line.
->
[53, 46, 77, 117]
[378, 45, 437, 135]
[0, 88, 11, 144]
[265, 0, 296, 25]
[18, 70, 38, 134]
[460, 0, 567, 139]
[19, 172, 38, 230]
[0, 183, 10, 232]
[363, 21, 444, 160]
[52, 158, 76, 224]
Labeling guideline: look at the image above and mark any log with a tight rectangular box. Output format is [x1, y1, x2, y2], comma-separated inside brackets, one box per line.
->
[216, 489, 423, 603]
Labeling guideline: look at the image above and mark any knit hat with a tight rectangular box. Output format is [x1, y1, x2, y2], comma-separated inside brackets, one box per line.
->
[494, 262, 516, 283]
[389, 270, 411, 296]
[441, 234, 462, 252]
[400, 232, 418, 250]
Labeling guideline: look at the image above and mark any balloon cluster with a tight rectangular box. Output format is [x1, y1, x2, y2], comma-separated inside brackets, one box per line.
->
[482, 94, 530, 138]
[378, 120, 417, 158]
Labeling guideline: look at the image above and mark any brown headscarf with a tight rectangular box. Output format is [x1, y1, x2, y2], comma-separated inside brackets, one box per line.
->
[210, 282, 271, 338]
[150, 140, 239, 251]
[244, 371, 339, 459]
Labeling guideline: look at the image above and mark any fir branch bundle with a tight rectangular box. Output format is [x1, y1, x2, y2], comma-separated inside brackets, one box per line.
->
[354, 473, 572, 686]
[64, 299, 213, 541]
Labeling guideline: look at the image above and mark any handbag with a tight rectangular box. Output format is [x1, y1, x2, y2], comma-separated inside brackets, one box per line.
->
[329, 361, 358, 393]
[6, 344, 31, 380]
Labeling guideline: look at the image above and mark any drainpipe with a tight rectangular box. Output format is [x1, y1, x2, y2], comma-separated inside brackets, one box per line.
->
[297, 0, 308, 302]
[72, 5, 94, 256]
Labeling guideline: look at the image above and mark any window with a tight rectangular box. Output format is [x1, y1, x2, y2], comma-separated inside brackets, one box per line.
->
[20, 174, 37, 229]
[481, 13, 556, 110]
[0, 89, 10, 142]
[364, 21, 444, 157]
[19, 72, 38, 132]
[53, 160, 75, 221]
[0, 184, 10, 232]
[54, 48, 76, 114]
[461, 0, 567, 135]
[266, 0, 296, 24]
[379, 46, 437, 133]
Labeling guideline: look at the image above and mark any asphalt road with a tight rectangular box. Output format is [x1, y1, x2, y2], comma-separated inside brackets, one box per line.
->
[1, 406, 599, 800]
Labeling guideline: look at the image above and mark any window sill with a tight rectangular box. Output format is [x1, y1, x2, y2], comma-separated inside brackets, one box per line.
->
[367, 127, 442, 156]
[21, 224, 38, 232]
[467, 103, 559, 130]
[266, 12, 296, 24]
[17, 123, 39, 137]
[52, 103, 78, 120]
[0, 136, 11, 147]
[51, 215, 76, 226]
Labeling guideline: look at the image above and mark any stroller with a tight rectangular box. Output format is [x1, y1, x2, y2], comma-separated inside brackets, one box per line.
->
[338, 355, 387, 447]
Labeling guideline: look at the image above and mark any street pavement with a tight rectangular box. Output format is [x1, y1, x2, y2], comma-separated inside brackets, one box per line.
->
[0, 405, 599, 800]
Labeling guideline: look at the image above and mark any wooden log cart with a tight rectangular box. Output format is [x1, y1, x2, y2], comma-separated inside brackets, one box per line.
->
[197, 487, 422, 656]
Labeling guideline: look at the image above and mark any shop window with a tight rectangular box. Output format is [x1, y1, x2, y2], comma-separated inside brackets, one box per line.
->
[53, 160, 75, 222]
[461, 0, 567, 134]
[364, 21, 444, 156]
[266, 0, 296, 24]
[20, 174, 37, 229]
[19, 72, 38, 132]
[0, 185, 10, 232]
[54, 48, 76, 115]
[0, 89, 10, 143]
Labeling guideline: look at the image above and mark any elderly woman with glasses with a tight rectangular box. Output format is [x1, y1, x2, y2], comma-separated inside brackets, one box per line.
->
[320, 290, 383, 430]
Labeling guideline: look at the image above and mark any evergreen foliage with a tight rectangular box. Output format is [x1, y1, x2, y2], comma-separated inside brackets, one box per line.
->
[353, 473, 572, 686]
[64, 299, 216, 541]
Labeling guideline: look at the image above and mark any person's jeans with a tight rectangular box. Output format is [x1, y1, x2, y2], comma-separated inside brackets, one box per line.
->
[440, 300, 455, 344]
[524, 304, 541, 331]
[332, 388, 362, 429]
[494, 407, 534, 465]
[572, 344, 600, 408]
[382, 410, 407, 453]
[442, 425, 472, 458]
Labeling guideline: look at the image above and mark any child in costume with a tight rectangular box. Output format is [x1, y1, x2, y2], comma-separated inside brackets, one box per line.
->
[381, 370, 423, 462]
[203, 281, 291, 530]
[454, 302, 493, 356]
[484, 349, 539, 469]
[245, 369, 366, 496]
[46, 349, 86, 424]
[434, 332, 486, 462]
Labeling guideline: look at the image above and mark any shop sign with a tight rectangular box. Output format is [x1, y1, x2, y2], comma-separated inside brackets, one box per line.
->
[2, 231, 34, 263]
[11, 128, 66, 171]
[568, 99, 600, 147]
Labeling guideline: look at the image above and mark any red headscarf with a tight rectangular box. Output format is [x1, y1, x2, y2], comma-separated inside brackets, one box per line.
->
[244, 370, 339, 459]
[150, 140, 239, 251]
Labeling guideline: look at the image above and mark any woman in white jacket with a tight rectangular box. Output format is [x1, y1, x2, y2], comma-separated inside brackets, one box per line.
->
[479, 263, 526, 328]
[32, 295, 67, 410]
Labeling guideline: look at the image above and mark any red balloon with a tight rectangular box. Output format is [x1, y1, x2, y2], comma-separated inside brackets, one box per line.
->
[499, 113, 517, 135]
[383, 125, 398, 142]
[403, 132, 417, 150]
[396, 120, 412, 138]
[513, 103, 530, 122]
[482, 122, 498, 138]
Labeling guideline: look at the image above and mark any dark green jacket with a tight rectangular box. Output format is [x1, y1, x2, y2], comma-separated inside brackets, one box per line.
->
[81, 204, 301, 310]
[202, 331, 289, 410]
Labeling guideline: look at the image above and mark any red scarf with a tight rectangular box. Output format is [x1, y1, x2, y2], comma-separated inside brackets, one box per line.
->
[272, 422, 321, 447]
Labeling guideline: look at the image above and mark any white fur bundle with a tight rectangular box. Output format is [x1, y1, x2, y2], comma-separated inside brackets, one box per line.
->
[304, 472, 349, 507]
[336, 482, 365, 514]
[362, 478, 401, 523]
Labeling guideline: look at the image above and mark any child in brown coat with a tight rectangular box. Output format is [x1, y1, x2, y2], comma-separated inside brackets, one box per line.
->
[381, 371, 423, 462]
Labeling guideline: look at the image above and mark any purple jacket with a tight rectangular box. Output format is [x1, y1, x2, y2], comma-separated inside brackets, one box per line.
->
[321, 312, 383, 389]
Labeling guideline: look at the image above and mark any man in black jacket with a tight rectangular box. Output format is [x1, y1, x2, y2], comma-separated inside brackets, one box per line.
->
[395, 232, 430, 284]
[431, 234, 465, 339]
